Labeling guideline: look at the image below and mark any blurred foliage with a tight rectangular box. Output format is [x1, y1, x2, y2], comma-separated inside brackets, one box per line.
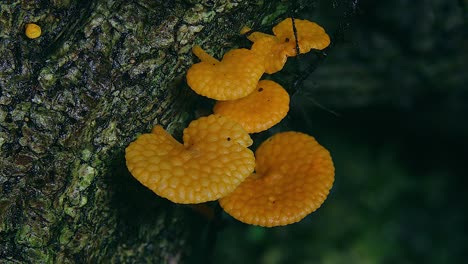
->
[211, 0, 468, 263]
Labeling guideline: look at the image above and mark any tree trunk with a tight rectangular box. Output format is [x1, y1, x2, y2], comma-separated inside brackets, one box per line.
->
[0, 0, 305, 262]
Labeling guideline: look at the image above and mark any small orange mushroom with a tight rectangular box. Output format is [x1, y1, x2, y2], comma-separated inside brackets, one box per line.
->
[186, 45, 265, 100]
[213, 80, 290, 133]
[219, 131, 334, 227]
[245, 18, 330, 74]
[25, 23, 41, 39]
[273, 18, 330, 54]
[125, 114, 255, 204]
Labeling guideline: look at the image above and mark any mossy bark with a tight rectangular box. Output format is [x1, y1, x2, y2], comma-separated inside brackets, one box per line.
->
[0, 0, 306, 262]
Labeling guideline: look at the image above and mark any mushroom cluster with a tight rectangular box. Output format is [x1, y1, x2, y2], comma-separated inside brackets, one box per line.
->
[125, 18, 334, 227]
[246, 18, 330, 74]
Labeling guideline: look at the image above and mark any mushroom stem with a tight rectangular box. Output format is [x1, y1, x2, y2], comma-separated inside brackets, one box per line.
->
[192, 45, 220, 64]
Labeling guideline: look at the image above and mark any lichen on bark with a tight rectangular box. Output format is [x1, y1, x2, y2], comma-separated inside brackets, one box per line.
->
[0, 0, 302, 262]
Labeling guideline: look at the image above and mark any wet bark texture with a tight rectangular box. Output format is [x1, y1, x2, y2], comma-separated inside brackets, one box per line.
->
[0, 0, 307, 262]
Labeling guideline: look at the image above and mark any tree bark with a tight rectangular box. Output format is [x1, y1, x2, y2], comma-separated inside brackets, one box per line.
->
[0, 0, 304, 262]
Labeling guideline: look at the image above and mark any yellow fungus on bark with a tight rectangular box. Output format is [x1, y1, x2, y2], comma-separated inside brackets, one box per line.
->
[213, 80, 290, 133]
[250, 34, 296, 74]
[25, 23, 41, 39]
[273, 18, 330, 54]
[125, 115, 255, 204]
[245, 18, 330, 74]
[186, 45, 265, 100]
[219, 131, 335, 227]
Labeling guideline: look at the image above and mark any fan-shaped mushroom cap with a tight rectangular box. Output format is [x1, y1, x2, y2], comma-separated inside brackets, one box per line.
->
[125, 115, 255, 204]
[213, 80, 290, 133]
[250, 33, 296, 74]
[186, 46, 265, 100]
[273, 18, 330, 54]
[243, 18, 330, 73]
[219, 131, 334, 227]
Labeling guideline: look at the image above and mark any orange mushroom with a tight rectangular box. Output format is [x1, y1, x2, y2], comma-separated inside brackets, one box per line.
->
[273, 18, 330, 54]
[213, 80, 290, 133]
[125, 114, 255, 204]
[186, 45, 265, 100]
[219, 131, 334, 227]
[25, 23, 42, 39]
[250, 33, 296, 74]
[244, 18, 330, 74]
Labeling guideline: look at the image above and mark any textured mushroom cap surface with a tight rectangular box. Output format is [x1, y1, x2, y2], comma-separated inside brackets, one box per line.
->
[250, 34, 296, 74]
[213, 80, 290, 133]
[186, 48, 265, 100]
[25, 23, 41, 39]
[273, 18, 330, 54]
[219, 131, 334, 227]
[125, 115, 255, 204]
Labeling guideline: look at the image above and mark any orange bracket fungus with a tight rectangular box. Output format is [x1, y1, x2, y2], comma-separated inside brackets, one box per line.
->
[25, 23, 41, 39]
[219, 131, 334, 227]
[125, 17, 334, 227]
[245, 18, 330, 74]
[248, 30, 297, 74]
[186, 45, 265, 100]
[125, 115, 256, 204]
[273, 18, 331, 55]
[213, 80, 290, 133]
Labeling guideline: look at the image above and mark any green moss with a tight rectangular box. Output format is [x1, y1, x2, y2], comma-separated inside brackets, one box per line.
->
[15, 224, 47, 248]
[261, 2, 288, 26]
[97, 121, 118, 146]
[11, 102, 31, 122]
[77, 164, 96, 191]
[0, 3, 17, 39]
[0, 132, 6, 149]
[38, 67, 57, 89]
[81, 148, 93, 161]
[59, 225, 74, 245]
[183, 4, 216, 24]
